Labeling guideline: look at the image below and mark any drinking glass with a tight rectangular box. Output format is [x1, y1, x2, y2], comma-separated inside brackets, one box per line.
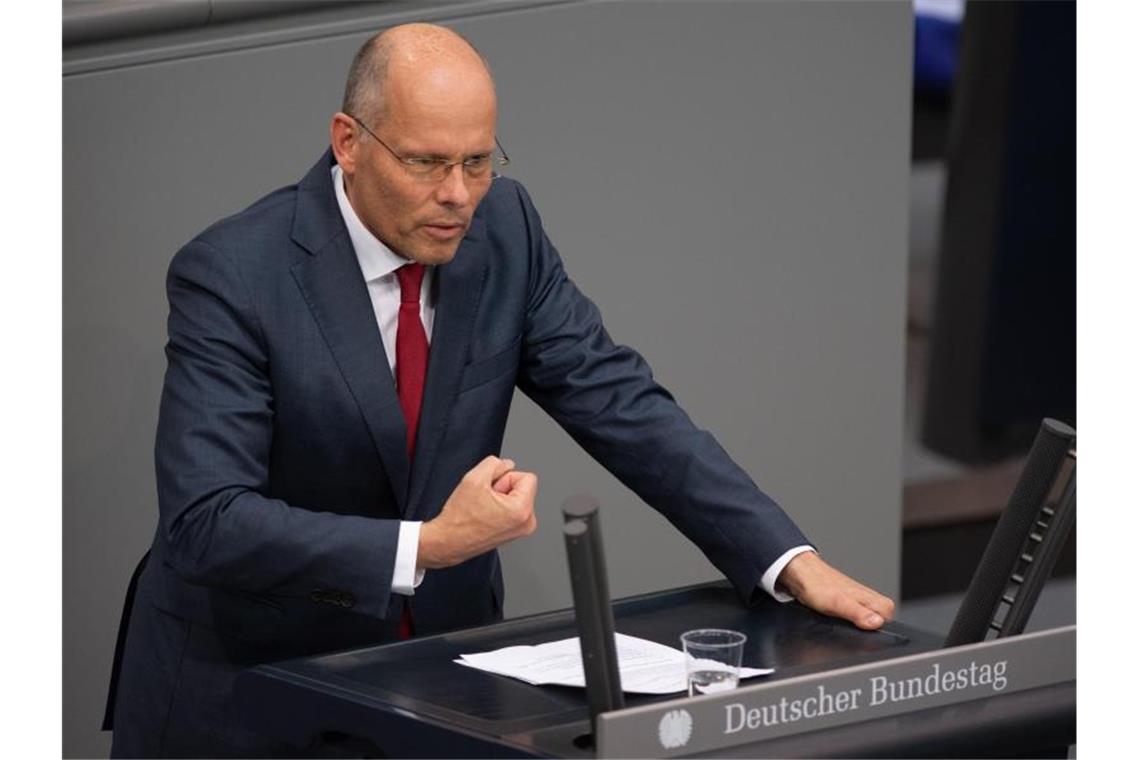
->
[681, 628, 747, 697]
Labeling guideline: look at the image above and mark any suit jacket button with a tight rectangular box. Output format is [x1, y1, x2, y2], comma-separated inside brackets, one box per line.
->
[339, 592, 355, 608]
[309, 588, 324, 603]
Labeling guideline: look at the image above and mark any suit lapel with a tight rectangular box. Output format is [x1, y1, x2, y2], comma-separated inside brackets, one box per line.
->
[407, 220, 489, 516]
[289, 151, 411, 513]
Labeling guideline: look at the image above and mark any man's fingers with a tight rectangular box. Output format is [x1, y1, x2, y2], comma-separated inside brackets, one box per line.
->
[857, 609, 886, 630]
[491, 471, 515, 494]
[491, 457, 517, 482]
[507, 471, 538, 501]
[497, 471, 538, 535]
[493, 469, 536, 495]
[826, 592, 886, 631]
[469, 455, 517, 485]
[849, 583, 895, 622]
[862, 592, 896, 622]
[837, 584, 894, 629]
[782, 553, 894, 631]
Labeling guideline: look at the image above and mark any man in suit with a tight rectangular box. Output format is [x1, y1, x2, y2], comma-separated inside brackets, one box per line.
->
[110, 23, 894, 757]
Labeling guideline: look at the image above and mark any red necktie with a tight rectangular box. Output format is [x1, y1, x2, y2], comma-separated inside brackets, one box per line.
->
[395, 263, 429, 457]
[395, 263, 428, 639]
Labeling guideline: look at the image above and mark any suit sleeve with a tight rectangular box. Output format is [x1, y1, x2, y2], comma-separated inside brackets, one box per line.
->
[154, 239, 399, 619]
[510, 184, 811, 604]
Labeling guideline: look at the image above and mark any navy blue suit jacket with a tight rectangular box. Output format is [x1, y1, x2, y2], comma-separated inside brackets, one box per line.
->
[111, 151, 808, 756]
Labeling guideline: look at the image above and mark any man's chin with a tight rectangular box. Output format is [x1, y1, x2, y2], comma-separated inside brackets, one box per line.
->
[404, 237, 465, 266]
[409, 245, 460, 266]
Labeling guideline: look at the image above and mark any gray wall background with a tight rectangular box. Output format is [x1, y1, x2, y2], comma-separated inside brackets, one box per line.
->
[63, 1, 912, 756]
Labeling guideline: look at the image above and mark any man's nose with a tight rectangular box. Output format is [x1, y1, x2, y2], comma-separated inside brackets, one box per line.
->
[434, 164, 472, 207]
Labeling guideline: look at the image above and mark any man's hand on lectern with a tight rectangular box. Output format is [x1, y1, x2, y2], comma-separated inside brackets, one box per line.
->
[776, 551, 896, 631]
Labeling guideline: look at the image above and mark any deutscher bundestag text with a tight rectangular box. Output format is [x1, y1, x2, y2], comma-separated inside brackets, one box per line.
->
[725, 659, 1008, 733]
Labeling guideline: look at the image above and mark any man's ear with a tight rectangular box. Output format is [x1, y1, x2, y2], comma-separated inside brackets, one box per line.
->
[330, 112, 359, 175]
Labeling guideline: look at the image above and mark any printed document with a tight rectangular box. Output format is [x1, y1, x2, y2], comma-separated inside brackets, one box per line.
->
[455, 632, 773, 695]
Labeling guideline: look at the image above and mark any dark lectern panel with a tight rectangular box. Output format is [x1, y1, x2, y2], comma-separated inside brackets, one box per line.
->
[258, 583, 938, 740]
[608, 585, 913, 676]
[302, 640, 580, 722]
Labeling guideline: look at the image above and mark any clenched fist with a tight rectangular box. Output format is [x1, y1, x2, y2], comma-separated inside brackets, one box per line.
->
[417, 456, 538, 569]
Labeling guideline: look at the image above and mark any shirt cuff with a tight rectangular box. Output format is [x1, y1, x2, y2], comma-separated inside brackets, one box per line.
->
[392, 521, 426, 595]
[759, 545, 816, 603]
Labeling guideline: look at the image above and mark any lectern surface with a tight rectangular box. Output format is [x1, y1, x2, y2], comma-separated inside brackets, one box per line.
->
[237, 582, 942, 757]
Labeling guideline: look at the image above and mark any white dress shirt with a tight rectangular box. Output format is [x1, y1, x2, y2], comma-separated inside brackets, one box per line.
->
[331, 164, 813, 601]
[333, 164, 428, 595]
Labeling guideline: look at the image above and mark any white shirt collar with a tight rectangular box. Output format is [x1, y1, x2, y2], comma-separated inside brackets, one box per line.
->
[331, 163, 411, 282]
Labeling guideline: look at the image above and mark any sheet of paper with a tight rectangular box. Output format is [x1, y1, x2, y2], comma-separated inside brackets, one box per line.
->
[454, 632, 773, 695]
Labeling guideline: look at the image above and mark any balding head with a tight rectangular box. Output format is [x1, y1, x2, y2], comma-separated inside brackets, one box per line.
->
[330, 23, 501, 265]
[342, 23, 495, 126]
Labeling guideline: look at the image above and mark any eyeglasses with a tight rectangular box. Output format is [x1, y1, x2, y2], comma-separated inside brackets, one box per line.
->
[346, 113, 510, 183]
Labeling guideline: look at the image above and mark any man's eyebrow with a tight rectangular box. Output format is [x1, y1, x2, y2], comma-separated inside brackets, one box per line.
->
[412, 148, 495, 160]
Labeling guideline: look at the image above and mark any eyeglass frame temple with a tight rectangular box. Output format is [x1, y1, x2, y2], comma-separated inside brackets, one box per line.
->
[346, 112, 510, 168]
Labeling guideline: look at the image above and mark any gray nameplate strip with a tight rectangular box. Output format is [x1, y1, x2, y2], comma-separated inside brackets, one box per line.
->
[596, 625, 1075, 757]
